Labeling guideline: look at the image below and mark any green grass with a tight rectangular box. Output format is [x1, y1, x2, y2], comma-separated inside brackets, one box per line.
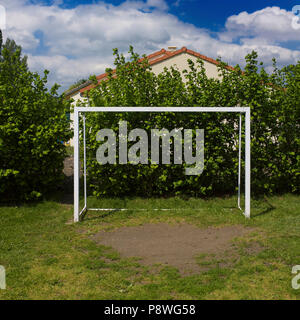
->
[0, 194, 299, 300]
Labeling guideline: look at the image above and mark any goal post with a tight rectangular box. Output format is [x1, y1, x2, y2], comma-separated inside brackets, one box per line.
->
[74, 106, 251, 222]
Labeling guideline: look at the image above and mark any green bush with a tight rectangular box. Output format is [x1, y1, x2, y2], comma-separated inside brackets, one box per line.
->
[80, 47, 299, 197]
[0, 39, 72, 201]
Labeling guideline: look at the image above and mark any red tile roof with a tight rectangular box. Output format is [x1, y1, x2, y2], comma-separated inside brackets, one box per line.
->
[69, 47, 235, 96]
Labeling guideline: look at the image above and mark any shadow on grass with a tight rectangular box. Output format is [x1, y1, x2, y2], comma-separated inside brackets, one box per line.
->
[80, 208, 130, 222]
[252, 197, 276, 217]
[223, 197, 276, 218]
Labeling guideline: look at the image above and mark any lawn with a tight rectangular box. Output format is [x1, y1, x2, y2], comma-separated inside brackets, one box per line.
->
[0, 194, 299, 300]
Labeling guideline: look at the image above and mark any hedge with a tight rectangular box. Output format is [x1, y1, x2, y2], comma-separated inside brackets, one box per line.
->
[0, 39, 72, 201]
[79, 47, 299, 197]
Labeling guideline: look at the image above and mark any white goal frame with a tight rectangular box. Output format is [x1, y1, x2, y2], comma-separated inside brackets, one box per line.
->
[74, 106, 251, 222]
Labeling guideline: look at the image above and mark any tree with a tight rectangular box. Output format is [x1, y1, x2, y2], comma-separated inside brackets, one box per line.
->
[0, 38, 28, 66]
[0, 38, 72, 201]
[80, 47, 299, 197]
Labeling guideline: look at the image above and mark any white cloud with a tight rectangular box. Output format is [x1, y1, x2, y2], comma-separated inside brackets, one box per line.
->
[27, 54, 108, 87]
[1, 1, 300, 91]
[147, 0, 168, 11]
[219, 6, 300, 44]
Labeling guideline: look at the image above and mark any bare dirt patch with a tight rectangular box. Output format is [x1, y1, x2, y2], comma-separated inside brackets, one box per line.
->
[93, 223, 258, 275]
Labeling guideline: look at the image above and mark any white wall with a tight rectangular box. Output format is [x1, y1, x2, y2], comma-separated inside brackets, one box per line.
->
[68, 92, 88, 146]
[68, 51, 221, 145]
[151, 52, 221, 80]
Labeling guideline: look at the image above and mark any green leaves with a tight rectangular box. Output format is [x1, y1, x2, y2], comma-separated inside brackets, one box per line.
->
[133, 50, 296, 194]
[0, 38, 72, 201]
[82, 47, 300, 197]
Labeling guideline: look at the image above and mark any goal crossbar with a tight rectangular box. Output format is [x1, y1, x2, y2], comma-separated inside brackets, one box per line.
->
[74, 106, 251, 222]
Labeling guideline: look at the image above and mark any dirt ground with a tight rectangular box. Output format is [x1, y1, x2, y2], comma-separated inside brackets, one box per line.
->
[65, 156, 261, 275]
[63, 155, 74, 178]
[60, 156, 74, 204]
[94, 223, 258, 275]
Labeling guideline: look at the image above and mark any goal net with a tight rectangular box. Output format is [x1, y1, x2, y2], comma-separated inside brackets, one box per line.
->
[73, 106, 251, 222]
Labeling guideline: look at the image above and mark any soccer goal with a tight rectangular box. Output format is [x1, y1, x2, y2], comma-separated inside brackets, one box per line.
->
[73, 106, 251, 222]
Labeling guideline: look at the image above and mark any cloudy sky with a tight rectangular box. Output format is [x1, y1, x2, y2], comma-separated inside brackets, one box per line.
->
[1, 0, 300, 92]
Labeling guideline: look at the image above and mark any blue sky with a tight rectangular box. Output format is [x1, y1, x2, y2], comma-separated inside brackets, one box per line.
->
[2, 0, 300, 91]
[31, 0, 299, 31]
[50, 0, 298, 30]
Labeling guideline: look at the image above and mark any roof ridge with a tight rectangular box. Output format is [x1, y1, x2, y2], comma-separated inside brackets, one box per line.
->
[65, 47, 235, 97]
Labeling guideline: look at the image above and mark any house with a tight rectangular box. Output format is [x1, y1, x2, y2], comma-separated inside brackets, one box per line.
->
[65, 46, 234, 145]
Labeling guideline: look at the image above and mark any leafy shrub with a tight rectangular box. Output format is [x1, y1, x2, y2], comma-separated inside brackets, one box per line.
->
[0, 39, 72, 201]
[79, 47, 299, 197]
